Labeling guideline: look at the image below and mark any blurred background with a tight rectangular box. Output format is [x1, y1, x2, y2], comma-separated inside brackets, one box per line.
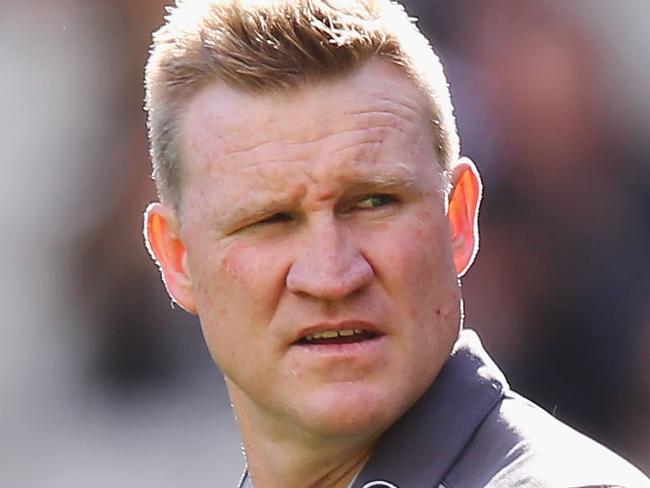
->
[2, 0, 648, 485]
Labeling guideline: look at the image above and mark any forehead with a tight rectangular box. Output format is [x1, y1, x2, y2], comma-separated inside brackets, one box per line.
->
[178, 60, 437, 205]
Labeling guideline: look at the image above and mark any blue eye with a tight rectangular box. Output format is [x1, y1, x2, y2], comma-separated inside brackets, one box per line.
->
[356, 194, 394, 209]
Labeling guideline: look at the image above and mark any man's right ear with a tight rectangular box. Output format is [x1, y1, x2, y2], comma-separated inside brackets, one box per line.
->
[143, 203, 197, 314]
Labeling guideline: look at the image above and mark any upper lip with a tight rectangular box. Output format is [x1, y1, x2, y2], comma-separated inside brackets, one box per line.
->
[292, 320, 384, 344]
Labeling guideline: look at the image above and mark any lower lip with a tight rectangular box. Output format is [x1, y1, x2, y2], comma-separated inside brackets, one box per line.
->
[290, 335, 387, 357]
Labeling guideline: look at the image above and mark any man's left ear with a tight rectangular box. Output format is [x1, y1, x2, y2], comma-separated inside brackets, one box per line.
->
[447, 157, 483, 277]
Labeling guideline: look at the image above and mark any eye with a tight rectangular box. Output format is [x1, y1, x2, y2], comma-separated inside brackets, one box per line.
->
[258, 212, 292, 225]
[355, 194, 396, 209]
[231, 212, 293, 235]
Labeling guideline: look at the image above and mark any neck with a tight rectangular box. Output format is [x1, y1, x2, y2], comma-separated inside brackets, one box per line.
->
[229, 383, 378, 488]
[245, 438, 372, 488]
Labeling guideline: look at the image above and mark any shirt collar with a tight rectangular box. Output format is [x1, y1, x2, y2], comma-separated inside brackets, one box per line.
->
[350, 329, 508, 488]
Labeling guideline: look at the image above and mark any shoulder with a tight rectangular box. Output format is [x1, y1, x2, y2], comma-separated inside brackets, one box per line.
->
[444, 391, 650, 488]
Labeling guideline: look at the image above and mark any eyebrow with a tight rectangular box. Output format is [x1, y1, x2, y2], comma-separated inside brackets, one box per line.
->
[340, 161, 421, 191]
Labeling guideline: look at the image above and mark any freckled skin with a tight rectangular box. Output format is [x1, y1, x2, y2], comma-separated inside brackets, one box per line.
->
[177, 60, 462, 446]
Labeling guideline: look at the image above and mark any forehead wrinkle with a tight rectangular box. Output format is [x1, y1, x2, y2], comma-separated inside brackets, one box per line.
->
[329, 139, 384, 168]
[343, 83, 427, 122]
[185, 85, 428, 179]
[218, 124, 397, 167]
[343, 102, 422, 127]
[326, 105, 428, 161]
[203, 94, 421, 163]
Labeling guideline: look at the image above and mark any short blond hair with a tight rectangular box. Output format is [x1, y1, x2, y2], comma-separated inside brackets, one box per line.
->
[145, 0, 460, 207]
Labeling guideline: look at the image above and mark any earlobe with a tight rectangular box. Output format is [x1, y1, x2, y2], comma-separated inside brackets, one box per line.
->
[144, 203, 198, 313]
[447, 157, 483, 277]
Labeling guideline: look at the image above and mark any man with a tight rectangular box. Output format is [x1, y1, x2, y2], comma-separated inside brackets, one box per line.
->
[142, 1, 650, 486]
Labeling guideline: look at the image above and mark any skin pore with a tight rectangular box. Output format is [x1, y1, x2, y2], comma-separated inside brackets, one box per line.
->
[145, 59, 481, 487]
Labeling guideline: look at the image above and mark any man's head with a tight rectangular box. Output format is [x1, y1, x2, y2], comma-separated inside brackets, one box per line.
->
[145, 0, 460, 210]
[144, 0, 482, 450]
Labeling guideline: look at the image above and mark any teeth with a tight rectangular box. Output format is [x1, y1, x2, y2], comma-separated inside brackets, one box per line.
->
[304, 329, 365, 341]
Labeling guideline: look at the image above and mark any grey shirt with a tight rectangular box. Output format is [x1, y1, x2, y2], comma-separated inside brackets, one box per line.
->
[239, 330, 649, 488]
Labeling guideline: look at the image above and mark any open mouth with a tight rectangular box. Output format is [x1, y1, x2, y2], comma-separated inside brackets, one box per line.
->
[295, 328, 380, 346]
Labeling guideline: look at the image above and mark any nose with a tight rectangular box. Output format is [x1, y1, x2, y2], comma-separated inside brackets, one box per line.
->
[286, 217, 373, 301]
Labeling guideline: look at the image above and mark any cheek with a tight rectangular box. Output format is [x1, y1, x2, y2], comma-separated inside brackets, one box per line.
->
[187, 241, 283, 368]
[373, 211, 459, 317]
[191, 240, 287, 321]
[220, 245, 267, 286]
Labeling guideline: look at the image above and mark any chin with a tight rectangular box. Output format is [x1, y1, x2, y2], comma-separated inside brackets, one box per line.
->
[295, 384, 415, 439]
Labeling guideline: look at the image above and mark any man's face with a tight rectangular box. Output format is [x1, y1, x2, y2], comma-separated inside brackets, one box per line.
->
[154, 60, 471, 439]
